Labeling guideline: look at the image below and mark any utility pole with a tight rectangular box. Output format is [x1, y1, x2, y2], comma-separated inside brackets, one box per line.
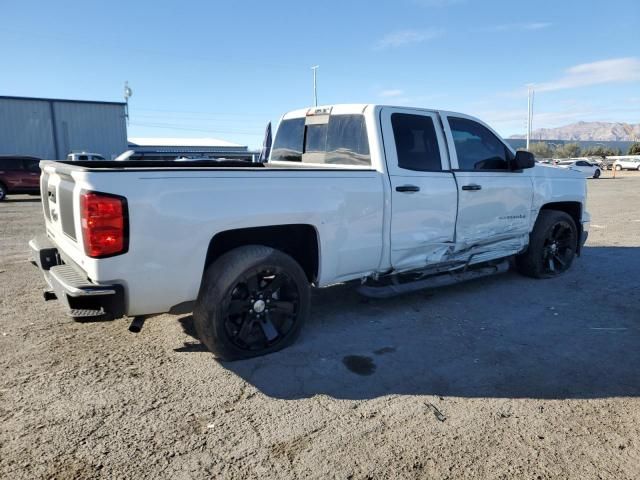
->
[311, 65, 319, 107]
[526, 86, 535, 150]
[124, 81, 133, 125]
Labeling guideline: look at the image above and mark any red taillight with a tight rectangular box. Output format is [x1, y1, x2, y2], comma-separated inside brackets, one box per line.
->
[80, 191, 128, 258]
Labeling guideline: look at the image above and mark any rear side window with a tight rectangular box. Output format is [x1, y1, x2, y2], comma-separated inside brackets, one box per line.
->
[391, 113, 442, 171]
[271, 114, 370, 166]
[78, 155, 89, 161]
[448, 117, 511, 170]
[271, 118, 305, 162]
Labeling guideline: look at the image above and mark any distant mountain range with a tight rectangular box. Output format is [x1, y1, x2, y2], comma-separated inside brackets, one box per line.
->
[509, 122, 640, 142]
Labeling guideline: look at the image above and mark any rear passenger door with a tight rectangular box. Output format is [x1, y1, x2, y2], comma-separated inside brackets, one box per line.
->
[381, 108, 458, 271]
[442, 114, 533, 248]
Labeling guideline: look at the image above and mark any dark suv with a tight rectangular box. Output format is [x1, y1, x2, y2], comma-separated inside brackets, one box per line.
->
[0, 156, 41, 201]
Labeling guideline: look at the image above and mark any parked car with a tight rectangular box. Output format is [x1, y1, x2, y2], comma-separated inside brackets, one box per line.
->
[0, 155, 41, 201]
[30, 104, 590, 360]
[556, 159, 601, 178]
[613, 157, 640, 171]
[597, 158, 615, 170]
[66, 152, 106, 162]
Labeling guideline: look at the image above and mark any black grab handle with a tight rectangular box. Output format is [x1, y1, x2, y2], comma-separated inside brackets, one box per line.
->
[395, 185, 420, 192]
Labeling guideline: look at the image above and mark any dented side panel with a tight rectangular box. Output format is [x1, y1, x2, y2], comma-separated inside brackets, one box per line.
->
[453, 171, 533, 251]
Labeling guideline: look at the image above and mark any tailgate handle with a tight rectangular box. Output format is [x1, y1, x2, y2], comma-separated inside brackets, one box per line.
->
[462, 184, 482, 191]
[396, 185, 420, 193]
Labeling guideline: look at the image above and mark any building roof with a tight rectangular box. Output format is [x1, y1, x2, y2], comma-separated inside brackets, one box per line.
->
[128, 137, 245, 148]
[0, 95, 126, 106]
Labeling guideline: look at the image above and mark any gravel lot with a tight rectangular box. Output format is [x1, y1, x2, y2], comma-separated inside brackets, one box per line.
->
[1, 171, 639, 479]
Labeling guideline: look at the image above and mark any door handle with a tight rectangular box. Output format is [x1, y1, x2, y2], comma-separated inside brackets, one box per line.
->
[461, 184, 482, 191]
[396, 185, 420, 193]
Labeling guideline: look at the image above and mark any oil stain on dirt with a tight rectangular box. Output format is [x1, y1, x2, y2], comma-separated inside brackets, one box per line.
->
[342, 355, 376, 376]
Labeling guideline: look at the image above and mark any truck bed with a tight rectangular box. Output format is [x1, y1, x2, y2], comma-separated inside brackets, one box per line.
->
[42, 159, 374, 171]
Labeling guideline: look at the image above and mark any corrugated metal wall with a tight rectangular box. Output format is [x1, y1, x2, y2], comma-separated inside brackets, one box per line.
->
[0, 97, 128, 159]
[0, 98, 57, 158]
[52, 102, 127, 159]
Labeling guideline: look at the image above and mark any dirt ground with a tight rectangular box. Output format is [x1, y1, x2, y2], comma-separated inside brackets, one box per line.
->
[1, 171, 639, 479]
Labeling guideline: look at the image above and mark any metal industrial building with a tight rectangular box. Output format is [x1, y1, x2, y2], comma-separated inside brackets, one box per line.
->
[127, 137, 253, 161]
[0, 95, 128, 160]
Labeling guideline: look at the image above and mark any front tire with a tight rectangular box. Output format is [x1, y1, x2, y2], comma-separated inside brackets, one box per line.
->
[193, 245, 310, 360]
[0, 183, 7, 201]
[615, 164, 622, 171]
[593, 169, 601, 178]
[516, 210, 578, 279]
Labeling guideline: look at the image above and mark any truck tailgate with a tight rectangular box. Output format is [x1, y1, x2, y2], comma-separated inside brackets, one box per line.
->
[40, 163, 86, 269]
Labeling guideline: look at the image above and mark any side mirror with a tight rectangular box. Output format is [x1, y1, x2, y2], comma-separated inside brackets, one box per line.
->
[512, 150, 535, 170]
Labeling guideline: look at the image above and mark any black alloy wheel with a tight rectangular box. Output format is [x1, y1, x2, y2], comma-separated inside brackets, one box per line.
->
[194, 245, 310, 360]
[223, 267, 300, 352]
[516, 210, 578, 279]
[541, 221, 575, 275]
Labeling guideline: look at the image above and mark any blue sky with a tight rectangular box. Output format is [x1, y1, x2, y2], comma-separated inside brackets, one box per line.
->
[2, 0, 639, 148]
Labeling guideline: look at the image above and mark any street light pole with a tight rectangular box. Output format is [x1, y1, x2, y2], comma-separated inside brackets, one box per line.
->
[526, 86, 535, 150]
[124, 81, 133, 126]
[311, 65, 319, 107]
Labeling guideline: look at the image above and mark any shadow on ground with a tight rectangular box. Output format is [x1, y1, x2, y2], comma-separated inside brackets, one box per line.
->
[178, 247, 640, 400]
[4, 197, 41, 203]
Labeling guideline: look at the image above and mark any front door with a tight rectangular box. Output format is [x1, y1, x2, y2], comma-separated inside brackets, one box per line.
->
[442, 114, 533, 249]
[381, 108, 458, 271]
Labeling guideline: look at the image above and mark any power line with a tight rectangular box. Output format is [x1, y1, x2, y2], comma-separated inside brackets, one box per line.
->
[131, 113, 268, 125]
[129, 121, 262, 136]
[134, 108, 272, 117]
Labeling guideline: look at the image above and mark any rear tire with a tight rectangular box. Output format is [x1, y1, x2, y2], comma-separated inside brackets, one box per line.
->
[193, 245, 310, 360]
[615, 164, 622, 171]
[516, 210, 578, 279]
[593, 169, 601, 178]
[0, 183, 7, 201]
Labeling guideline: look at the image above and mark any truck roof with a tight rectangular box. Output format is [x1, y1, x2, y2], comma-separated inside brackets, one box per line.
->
[281, 103, 467, 120]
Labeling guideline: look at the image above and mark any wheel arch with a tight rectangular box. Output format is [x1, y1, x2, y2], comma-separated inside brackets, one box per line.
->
[203, 224, 320, 284]
[538, 201, 583, 254]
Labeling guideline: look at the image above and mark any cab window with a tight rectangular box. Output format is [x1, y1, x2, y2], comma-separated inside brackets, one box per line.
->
[449, 117, 511, 171]
[325, 115, 370, 166]
[271, 114, 370, 166]
[391, 113, 442, 171]
[271, 118, 305, 162]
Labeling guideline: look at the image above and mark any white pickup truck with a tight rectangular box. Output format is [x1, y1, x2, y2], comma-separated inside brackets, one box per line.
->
[30, 104, 589, 359]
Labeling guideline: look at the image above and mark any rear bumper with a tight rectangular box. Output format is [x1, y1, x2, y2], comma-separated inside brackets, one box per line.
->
[29, 235, 125, 319]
